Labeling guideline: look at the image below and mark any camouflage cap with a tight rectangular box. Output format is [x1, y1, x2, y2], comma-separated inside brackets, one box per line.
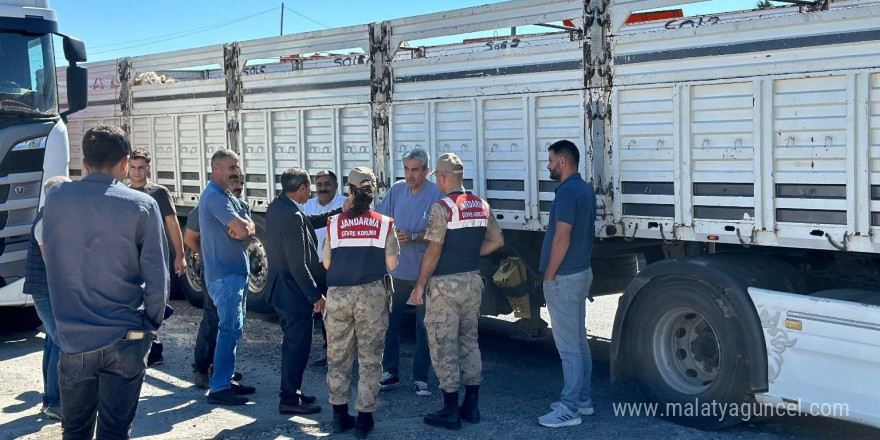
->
[430, 153, 464, 176]
[348, 166, 376, 186]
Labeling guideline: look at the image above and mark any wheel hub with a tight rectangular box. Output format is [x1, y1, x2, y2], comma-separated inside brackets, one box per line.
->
[652, 307, 721, 394]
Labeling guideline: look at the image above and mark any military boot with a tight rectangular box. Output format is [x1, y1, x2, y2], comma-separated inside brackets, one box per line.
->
[355, 412, 374, 438]
[423, 391, 461, 430]
[332, 404, 355, 434]
[459, 385, 480, 423]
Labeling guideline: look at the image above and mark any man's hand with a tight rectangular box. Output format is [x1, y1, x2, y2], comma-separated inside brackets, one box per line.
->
[396, 228, 410, 245]
[543, 272, 556, 282]
[342, 197, 353, 212]
[313, 297, 326, 313]
[410, 284, 425, 306]
[174, 255, 187, 276]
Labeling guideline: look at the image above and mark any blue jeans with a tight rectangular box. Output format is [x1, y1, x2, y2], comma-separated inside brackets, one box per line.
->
[382, 278, 430, 382]
[58, 336, 152, 440]
[543, 268, 593, 411]
[206, 274, 248, 393]
[33, 294, 61, 407]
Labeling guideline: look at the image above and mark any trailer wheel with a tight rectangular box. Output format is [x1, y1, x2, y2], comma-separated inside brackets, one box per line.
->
[627, 275, 750, 430]
[245, 216, 274, 314]
[181, 248, 205, 309]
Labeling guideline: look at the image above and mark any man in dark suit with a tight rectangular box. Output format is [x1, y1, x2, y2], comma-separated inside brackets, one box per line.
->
[264, 167, 348, 414]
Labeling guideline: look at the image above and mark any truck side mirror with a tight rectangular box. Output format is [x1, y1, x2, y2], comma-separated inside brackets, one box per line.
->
[61, 65, 88, 120]
[63, 36, 87, 63]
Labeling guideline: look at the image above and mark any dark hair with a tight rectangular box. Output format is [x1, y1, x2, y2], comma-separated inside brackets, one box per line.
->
[315, 170, 338, 185]
[548, 140, 580, 166]
[347, 181, 376, 218]
[129, 148, 151, 164]
[82, 126, 130, 170]
[210, 148, 239, 167]
[280, 168, 309, 193]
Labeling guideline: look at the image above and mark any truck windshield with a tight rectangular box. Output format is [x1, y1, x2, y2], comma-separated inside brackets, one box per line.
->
[0, 32, 57, 117]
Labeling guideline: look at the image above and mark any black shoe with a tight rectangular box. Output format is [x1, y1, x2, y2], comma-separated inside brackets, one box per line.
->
[297, 391, 316, 404]
[332, 404, 356, 434]
[459, 385, 480, 424]
[424, 391, 461, 430]
[311, 354, 327, 366]
[279, 402, 321, 414]
[355, 412, 374, 438]
[147, 341, 164, 367]
[230, 381, 255, 395]
[207, 389, 249, 406]
[379, 372, 399, 390]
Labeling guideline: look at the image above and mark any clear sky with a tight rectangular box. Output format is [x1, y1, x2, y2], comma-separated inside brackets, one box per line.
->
[50, 0, 762, 63]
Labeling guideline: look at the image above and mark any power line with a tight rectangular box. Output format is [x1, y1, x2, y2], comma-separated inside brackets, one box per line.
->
[283, 5, 329, 29]
[90, 7, 280, 56]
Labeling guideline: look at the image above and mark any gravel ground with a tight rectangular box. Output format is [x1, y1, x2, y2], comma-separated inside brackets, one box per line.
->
[1, 295, 876, 439]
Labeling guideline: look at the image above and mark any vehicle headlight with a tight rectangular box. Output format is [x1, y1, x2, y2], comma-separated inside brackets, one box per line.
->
[11, 136, 47, 151]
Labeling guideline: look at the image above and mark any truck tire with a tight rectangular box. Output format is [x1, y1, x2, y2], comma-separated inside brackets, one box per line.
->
[626, 275, 750, 430]
[245, 215, 274, 314]
[181, 248, 205, 309]
[0, 306, 43, 331]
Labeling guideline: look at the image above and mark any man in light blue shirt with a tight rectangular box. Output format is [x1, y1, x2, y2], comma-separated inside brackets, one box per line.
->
[199, 149, 256, 405]
[376, 148, 443, 397]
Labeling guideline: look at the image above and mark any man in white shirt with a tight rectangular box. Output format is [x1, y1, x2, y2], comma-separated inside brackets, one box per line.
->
[304, 170, 347, 259]
[302, 170, 346, 365]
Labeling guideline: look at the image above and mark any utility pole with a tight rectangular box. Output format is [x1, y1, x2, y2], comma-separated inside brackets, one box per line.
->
[280, 2, 284, 35]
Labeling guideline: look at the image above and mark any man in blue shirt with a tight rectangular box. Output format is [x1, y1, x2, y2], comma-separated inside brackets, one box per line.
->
[199, 149, 256, 405]
[43, 126, 169, 439]
[376, 148, 443, 397]
[537, 140, 597, 429]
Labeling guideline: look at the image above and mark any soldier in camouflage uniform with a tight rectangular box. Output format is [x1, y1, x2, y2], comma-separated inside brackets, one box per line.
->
[409, 153, 505, 430]
[322, 167, 400, 438]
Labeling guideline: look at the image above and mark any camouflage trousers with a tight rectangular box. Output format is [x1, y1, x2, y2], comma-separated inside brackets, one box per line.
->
[324, 279, 389, 413]
[425, 270, 484, 393]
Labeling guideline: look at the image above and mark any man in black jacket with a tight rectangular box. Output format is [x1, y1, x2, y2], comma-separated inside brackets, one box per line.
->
[264, 167, 348, 414]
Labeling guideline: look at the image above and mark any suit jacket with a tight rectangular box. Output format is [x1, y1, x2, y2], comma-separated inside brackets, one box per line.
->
[264, 194, 339, 313]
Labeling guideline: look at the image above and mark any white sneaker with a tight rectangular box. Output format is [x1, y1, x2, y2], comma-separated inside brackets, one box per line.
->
[538, 404, 582, 428]
[413, 381, 432, 397]
[550, 401, 594, 416]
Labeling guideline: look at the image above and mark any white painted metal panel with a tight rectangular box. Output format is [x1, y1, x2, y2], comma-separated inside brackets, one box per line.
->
[303, 109, 335, 192]
[239, 111, 271, 210]
[242, 67, 370, 110]
[433, 101, 479, 194]
[269, 110, 302, 198]
[389, 102, 429, 183]
[392, 41, 583, 102]
[338, 106, 374, 188]
[131, 78, 226, 116]
[534, 93, 585, 227]
[613, 5, 880, 87]
[749, 287, 880, 429]
[615, 86, 676, 224]
[482, 97, 529, 229]
[152, 116, 179, 200]
[176, 114, 203, 207]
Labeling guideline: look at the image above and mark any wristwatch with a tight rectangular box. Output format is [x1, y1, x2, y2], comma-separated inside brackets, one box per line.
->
[411, 233, 418, 242]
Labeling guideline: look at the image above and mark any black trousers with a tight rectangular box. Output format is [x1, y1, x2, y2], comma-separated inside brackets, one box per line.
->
[277, 307, 313, 405]
[193, 272, 219, 374]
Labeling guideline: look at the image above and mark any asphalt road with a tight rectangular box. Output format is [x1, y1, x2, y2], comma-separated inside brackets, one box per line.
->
[1, 295, 876, 439]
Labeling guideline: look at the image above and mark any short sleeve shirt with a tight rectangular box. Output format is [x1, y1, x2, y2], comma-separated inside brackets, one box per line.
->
[539, 174, 596, 275]
[199, 181, 252, 282]
[375, 180, 444, 280]
[186, 205, 201, 233]
[424, 199, 503, 244]
[130, 183, 176, 217]
[34, 218, 44, 245]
